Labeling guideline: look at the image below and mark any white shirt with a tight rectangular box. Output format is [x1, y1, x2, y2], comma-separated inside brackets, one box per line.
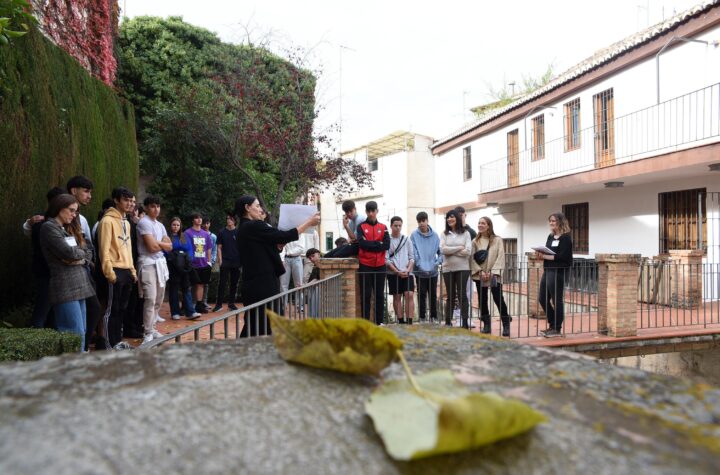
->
[136, 216, 168, 264]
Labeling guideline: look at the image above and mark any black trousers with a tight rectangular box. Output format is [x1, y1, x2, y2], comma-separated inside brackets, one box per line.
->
[475, 280, 510, 319]
[84, 295, 101, 351]
[240, 274, 279, 337]
[539, 268, 566, 331]
[360, 265, 386, 325]
[217, 265, 241, 305]
[416, 274, 438, 320]
[443, 270, 470, 323]
[104, 268, 133, 347]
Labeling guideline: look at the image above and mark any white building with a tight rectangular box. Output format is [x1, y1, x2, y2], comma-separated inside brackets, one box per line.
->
[318, 131, 435, 251]
[431, 1, 720, 264]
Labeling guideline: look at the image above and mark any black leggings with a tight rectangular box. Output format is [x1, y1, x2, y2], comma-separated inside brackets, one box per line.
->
[539, 269, 566, 331]
[442, 270, 470, 322]
[475, 280, 509, 319]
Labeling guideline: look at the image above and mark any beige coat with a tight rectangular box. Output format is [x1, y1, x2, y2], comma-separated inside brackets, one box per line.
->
[470, 235, 505, 282]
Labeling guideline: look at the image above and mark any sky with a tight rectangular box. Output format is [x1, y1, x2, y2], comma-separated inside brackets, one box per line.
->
[123, 0, 703, 152]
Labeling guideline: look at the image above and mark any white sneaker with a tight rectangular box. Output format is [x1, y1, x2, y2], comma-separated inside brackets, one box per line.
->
[152, 330, 164, 339]
[171, 314, 181, 320]
[155, 314, 166, 323]
[143, 334, 154, 344]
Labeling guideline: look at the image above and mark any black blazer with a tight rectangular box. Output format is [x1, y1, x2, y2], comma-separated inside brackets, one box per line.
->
[236, 218, 299, 282]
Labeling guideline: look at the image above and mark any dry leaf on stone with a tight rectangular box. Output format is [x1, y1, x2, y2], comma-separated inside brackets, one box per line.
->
[365, 369, 546, 460]
[267, 310, 403, 375]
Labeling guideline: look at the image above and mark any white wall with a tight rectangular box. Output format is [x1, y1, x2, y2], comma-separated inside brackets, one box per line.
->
[435, 23, 720, 203]
[522, 175, 720, 258]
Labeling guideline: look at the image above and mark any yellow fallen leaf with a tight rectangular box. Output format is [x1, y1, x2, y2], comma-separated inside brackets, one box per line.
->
[267, 310, 403, 375]
[365, 370, 546, 460]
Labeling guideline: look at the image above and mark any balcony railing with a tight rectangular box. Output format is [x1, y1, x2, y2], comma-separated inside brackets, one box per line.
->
[479, 82, 720, 193]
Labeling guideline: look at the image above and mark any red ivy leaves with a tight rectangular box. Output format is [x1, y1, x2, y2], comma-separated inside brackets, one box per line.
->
[32, 0, 118, 85]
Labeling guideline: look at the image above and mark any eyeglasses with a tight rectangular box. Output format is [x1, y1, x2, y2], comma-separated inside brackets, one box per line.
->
[67, 208, 79, 215]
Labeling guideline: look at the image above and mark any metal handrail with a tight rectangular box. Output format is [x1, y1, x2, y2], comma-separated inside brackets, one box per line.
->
[141, 272, 344, 348]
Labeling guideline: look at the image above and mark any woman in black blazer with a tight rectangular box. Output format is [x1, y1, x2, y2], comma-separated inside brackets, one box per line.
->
[234, 196, 320, 337]
[535, 212, 573, 337]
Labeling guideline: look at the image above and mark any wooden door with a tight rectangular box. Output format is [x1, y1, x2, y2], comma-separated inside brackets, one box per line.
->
[594, 89, 615, 167]
[507, 129, 519, 187]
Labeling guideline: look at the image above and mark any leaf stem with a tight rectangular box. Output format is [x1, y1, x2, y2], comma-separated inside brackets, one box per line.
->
[397, 350, 423, 394]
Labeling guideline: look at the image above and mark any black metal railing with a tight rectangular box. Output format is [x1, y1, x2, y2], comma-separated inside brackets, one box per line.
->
[141, 273, 343, 348]
[480, 82, 720, 192]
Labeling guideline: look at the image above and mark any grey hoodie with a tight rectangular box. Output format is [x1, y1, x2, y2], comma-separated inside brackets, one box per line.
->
[411, 226, 442, 277]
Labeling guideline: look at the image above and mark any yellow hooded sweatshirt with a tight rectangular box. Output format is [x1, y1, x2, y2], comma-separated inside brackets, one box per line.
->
[99, 207, 136, 283]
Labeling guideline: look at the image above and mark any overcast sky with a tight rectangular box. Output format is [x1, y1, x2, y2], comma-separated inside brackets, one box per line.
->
[123, 0, 702, 151]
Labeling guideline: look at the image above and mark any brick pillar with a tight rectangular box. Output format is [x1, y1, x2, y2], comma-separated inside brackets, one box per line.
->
[596, 254, 641, 337]
[317, 258, 360, 318]
[668, 250, 703, 309]
[526, 252, 544, 318]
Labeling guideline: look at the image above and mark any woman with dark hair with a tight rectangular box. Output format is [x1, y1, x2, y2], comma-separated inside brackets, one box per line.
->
[234, 195, 320, 337]
[165, 217, 201, 321]
[536, 212, 573, 337]
[471, 216, 511, 336]
[440, 209, 472, 328]
[39, 194, 96, 351]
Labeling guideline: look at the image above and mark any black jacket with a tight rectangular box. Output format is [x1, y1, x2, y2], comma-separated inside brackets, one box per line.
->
[236, 218, 299, 282]
[544, 233, 573, 269]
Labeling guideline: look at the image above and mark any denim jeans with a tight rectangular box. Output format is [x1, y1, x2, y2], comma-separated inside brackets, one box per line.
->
[54, 299, 86, 352]
[168, 274, 194, 317]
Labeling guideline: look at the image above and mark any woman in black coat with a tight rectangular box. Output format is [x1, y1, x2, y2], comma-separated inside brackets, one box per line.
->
[535, 212, 573, 337]
[234, 195, 320, 337]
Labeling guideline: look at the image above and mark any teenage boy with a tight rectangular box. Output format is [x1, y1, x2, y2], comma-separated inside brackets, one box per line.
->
[201, 217, 217, 310]
[357, 201, 390, 325]
[99, 186, 137, 347]
[341, 200, 366, 242]
[186, 213, 213, 314]
[386, 216, 415, 324]
[67, 175, 94, 246]
[411, 212, 442, 323]
[213, 212, 241, 312]
[136, 195, 172, 343]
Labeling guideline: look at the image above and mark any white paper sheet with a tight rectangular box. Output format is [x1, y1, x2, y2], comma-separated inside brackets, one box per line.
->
[531, 245, 556, 255]
[278, 204, 318, 234]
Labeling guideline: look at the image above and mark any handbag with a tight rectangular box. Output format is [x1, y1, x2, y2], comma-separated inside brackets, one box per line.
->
[473, 242, 490, 265]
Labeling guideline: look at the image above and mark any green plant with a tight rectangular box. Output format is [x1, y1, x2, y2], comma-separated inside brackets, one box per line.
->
[0, 328, 81, 361]
[0, 0, 36, 46]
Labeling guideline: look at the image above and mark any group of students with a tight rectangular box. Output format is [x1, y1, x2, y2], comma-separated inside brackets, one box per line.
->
[24, 177, 249, 350]
[335, 199, 573, 338]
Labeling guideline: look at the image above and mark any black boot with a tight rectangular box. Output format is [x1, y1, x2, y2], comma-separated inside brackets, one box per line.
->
[501, 316, 511, 337]
[481, 315, 491, 334]
[461, 317, 469, 329]
[407, 318, 413, 325]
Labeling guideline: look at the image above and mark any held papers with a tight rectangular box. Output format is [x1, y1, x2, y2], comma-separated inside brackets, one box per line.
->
[531, 246, 556, 255]
[278, 204, 318, 234]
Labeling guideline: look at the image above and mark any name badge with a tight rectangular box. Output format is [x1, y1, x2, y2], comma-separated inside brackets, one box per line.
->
[65, 236, 78, 247]
[551, 240, 560, 247]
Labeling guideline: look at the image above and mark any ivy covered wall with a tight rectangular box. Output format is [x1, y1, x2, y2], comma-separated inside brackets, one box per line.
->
[0, 28, 138, 311]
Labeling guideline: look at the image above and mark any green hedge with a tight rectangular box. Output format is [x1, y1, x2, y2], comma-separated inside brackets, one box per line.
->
[0, 28, 139, 312]
[0, 328, 81, 361]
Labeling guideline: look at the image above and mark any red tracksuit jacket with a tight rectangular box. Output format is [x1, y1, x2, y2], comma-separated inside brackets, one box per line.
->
[357, 220, 390, 267]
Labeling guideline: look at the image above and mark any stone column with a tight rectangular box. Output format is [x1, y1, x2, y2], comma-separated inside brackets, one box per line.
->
[596, 254, 641, 337]
[526, 252, 544, 318]
[668, 250, 703, 309]
[317, 258, 360, 318]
